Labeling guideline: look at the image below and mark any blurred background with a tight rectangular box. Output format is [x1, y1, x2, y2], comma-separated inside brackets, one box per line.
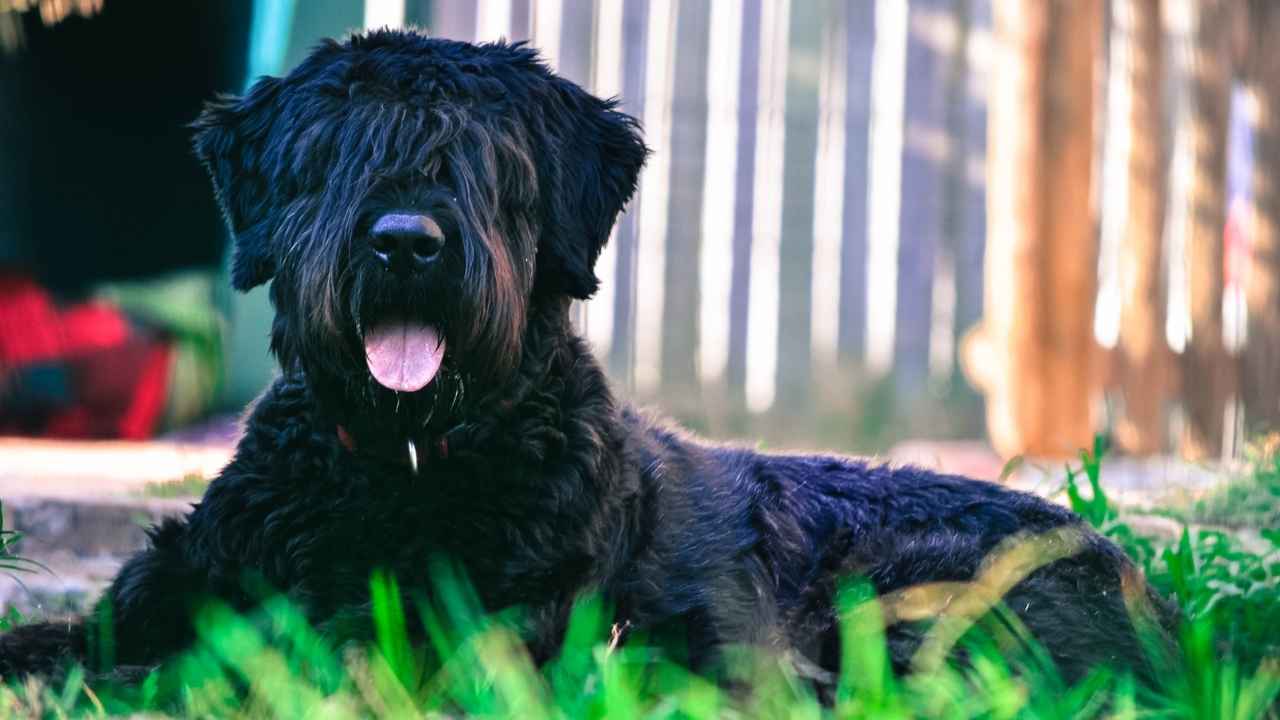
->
[0, 0, 1276, 466]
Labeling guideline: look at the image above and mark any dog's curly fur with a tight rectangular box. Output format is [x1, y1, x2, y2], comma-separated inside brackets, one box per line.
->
[0, 31, 1173, 687]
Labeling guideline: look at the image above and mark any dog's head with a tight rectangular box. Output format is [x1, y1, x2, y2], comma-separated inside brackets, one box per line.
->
[193, 31, 646, 434]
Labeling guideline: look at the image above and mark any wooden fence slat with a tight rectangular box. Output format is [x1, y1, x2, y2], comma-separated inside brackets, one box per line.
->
[837, 0, 875, 363]
[695, 0, 745, 396]
[863, 0, 908, 376]
[743, 0, 789, 412]
[558, 0, 595, 84]
[558, 0, 594, 334]
[631, 0, 676, 394]
[953, 0, 989, 350]
[923, 0, 967, 387]
[659, 0, 711, 398]
[606, 0, 650, 386]
[809, 0, 848, 373]
[365, 0, 406, 31]
[893, 0, 950, 395]
[581, 0, 624, 357]
[773, 0, 823, 411]
[941, 0, 983, 392]
[507, 0, 532, 40]
[430, 0, 477, 41]
[726, 0, 762, 402]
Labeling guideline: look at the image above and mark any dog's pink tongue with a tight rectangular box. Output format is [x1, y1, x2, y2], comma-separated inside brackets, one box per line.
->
[364, 323, 446, 392]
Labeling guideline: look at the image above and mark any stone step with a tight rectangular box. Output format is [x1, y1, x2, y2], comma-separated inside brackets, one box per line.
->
[7, 496, 192, 559]
[0, 437, 230, 617]
[0, 551, 123, 619]
[0, 437, 230, 502]
[886, 440, 1230, 509]
[0, 497, 196, 618]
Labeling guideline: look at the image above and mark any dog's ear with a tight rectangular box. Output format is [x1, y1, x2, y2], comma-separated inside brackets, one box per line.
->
[192, 77, 285, 291]
[537, 79, 649, 299]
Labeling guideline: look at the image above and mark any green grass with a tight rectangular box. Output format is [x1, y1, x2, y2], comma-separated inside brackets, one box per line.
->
[1, 444, 1278, 718]
[0, 502, 46, 634]
[138, 474, 211, 499]
[1174, 438, 1280, 530]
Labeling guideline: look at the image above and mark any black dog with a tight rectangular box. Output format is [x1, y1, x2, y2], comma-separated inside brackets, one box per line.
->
[0, 31, 1172, 686]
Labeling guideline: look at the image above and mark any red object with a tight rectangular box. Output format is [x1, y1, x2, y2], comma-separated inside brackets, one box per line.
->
[0, 273, 63, 365]
[336, 424, 356, 451]
[61, 302, 131, 353]
[334, 424, 450, 462]
[1224, 197, 1251, 291]
[0, 271, 172, 439]
[117, 343, 173, 440]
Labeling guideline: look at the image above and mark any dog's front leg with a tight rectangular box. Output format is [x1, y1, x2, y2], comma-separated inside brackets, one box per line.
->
[0, 618, 88, 680]
[0, 518, 207, 681]
[0, 562, 194, 683]
[88, 519, 209, 672]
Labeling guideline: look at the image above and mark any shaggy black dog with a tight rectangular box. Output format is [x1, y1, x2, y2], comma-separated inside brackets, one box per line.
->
[0, 31, 1173, 687]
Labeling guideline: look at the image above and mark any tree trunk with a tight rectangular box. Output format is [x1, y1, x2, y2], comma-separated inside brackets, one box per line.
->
[1177, 0, 1234, 460]
[1114, 0, 1174, 455]
[966, 0, 1102, 459]
[1243, 0, 1280, 434]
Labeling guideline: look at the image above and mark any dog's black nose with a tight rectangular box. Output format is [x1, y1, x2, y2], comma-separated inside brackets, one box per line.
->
[369, 213, 445, 273]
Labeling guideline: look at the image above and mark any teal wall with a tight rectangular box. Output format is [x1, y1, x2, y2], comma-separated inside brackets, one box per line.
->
[220, 0, 366, 408]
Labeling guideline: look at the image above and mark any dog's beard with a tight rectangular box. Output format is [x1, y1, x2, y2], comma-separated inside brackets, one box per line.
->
[276, 241, 527, 441]
[303, 323, 471, 442]
[337, 267, 471, 435]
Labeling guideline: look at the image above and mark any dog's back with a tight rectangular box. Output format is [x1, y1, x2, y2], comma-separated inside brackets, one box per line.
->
[615, 410, 1175, 681]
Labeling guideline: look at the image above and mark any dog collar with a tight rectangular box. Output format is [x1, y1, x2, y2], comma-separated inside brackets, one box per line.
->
[335, 424, 449, 473]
